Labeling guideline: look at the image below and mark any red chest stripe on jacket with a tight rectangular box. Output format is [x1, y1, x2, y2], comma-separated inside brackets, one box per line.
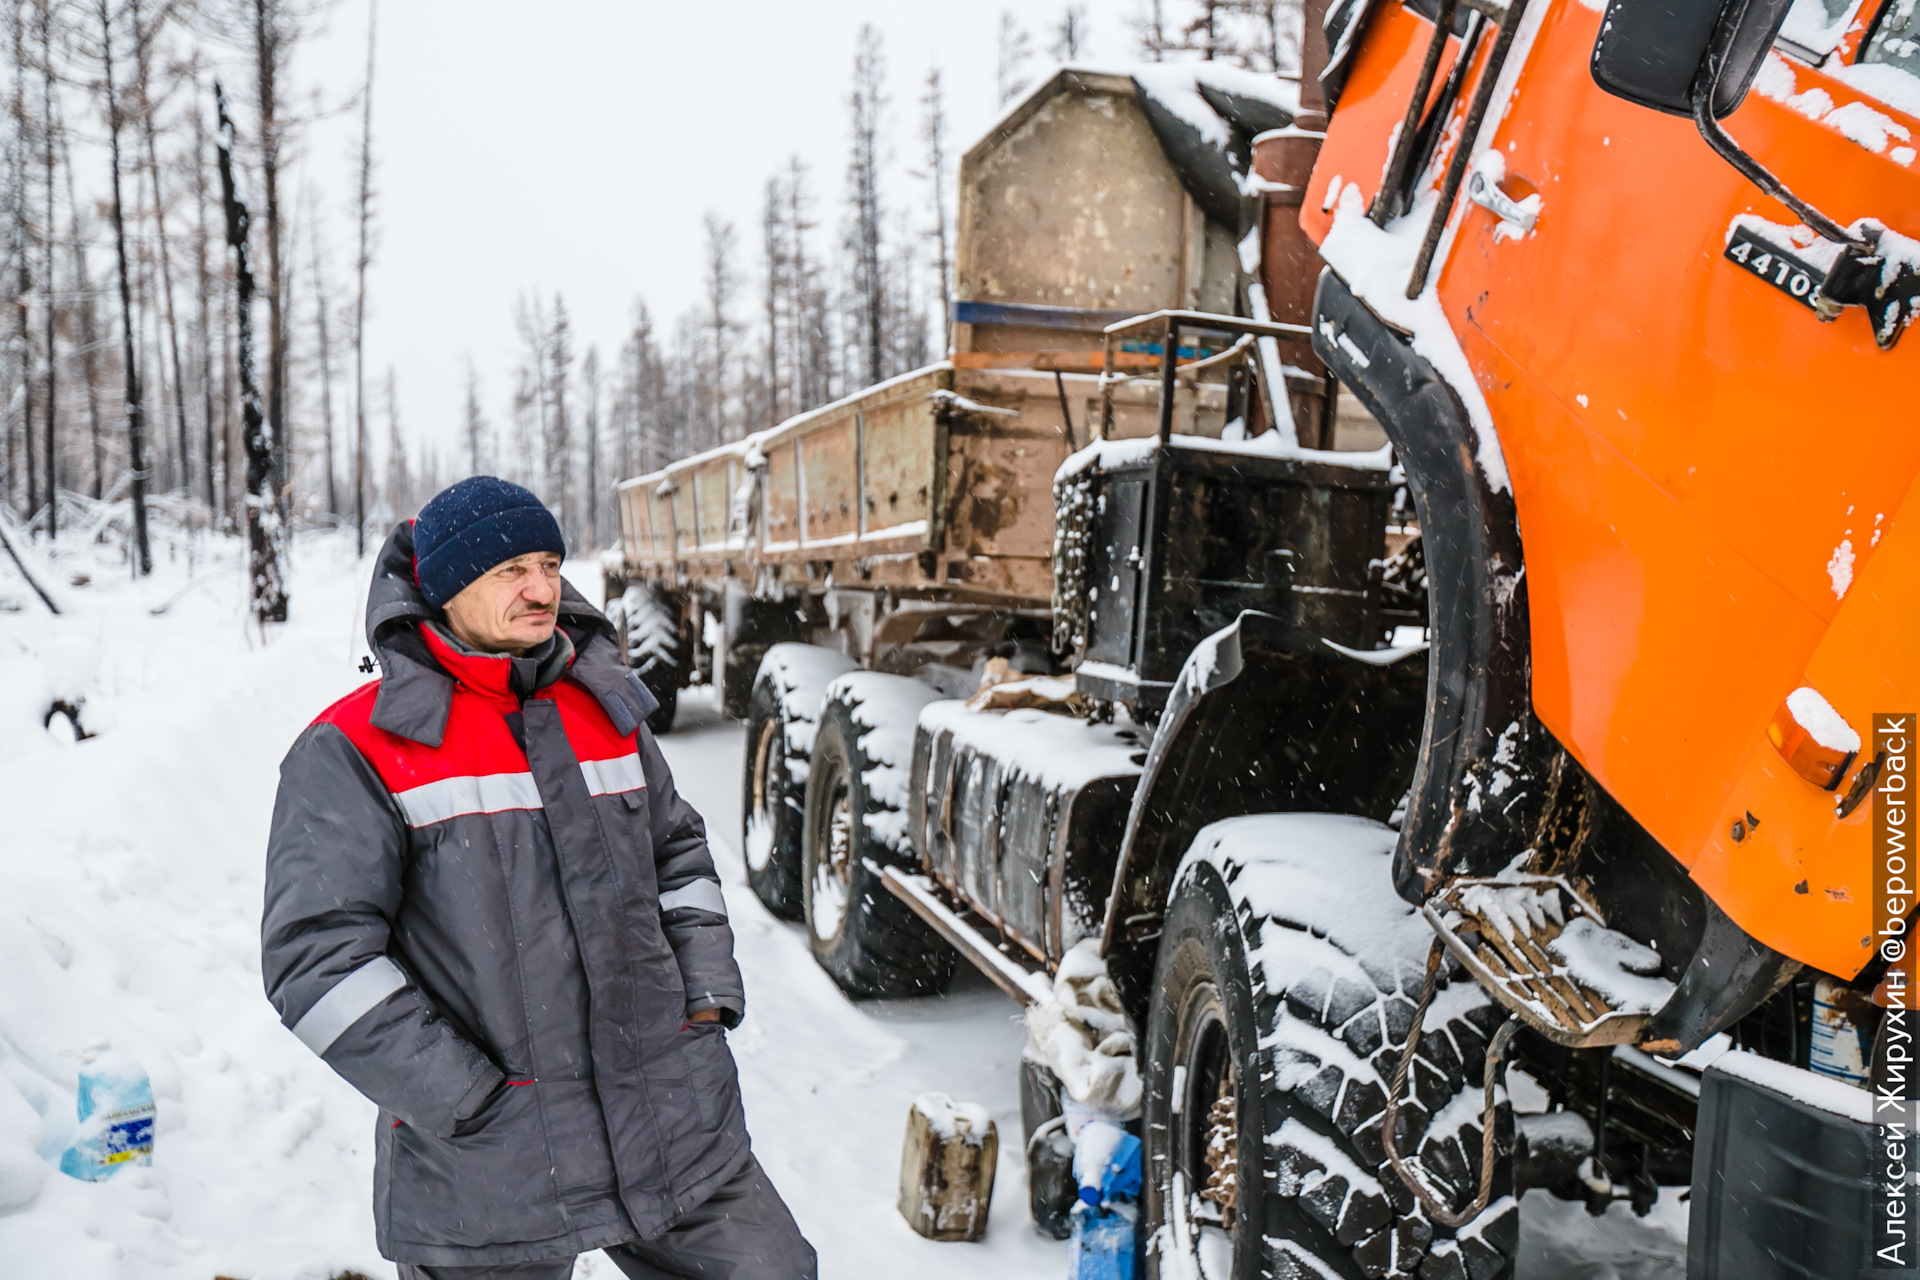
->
[313, 667, 645, 828]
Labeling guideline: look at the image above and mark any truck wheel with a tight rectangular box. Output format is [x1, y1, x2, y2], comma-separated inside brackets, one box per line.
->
[741, 644, 859, 919]
[801, 674, 956, 999]
[617, 585, 685, 735]
[1144, 814, 1516, 1280]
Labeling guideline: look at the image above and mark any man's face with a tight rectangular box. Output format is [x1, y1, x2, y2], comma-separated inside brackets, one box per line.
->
[442, 551, 564, 655]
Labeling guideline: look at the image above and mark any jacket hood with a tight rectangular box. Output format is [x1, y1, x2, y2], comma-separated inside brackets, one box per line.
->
[364, 520, 656, 747]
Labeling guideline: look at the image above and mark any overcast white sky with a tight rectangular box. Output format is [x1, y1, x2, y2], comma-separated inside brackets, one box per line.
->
[288, 0, 1151, 462]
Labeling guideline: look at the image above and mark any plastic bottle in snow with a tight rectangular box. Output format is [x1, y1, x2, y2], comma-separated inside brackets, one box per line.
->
[1068, 1120, 1141, 1280]
[1809, 974, 1872, 1087]
[1069, 1202, 1139, 1280]
[57, 1051, 155, 1181]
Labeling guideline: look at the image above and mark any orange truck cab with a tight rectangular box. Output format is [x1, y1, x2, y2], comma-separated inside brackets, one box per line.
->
[1300, 0, 1916, 1267]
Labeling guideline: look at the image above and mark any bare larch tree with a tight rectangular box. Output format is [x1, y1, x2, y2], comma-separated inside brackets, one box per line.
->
[215, 77, 283, 621]
[997, 12, 1032, 105]
[133, 0, 193, 513]
[845, 25, 885, 386]
[919, 66, 952, 356]
[351, 0, 374, 554]
[98, 0, 152, 573]
[306, 192, 338, 514]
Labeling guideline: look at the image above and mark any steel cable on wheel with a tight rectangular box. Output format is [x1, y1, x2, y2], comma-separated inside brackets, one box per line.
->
[1381, 938, 1520, 1230]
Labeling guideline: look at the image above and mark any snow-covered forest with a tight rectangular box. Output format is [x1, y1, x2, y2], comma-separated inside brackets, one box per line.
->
[0, 0, 1311, 562]
[0, 0, 1821, 1272]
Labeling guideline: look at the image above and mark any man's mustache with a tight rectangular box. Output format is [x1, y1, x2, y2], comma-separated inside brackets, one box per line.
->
[510, 604, 558, 620]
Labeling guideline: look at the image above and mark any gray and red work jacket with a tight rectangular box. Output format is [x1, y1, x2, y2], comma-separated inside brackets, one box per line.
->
[261, 523, 747, 1267]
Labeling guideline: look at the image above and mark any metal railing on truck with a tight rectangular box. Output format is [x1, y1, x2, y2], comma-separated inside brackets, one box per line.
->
[1097, 309, 1316, 445]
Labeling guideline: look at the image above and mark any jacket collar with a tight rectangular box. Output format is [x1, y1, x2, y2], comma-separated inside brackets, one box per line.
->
[420, 623, 575, 711]
[364, 521, 657, 747]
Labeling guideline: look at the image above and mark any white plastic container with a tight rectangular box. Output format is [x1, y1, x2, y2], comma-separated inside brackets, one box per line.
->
[1808, 975, 1871, 1087]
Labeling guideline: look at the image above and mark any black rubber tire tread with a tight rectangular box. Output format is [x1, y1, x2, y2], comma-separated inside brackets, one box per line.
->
[645, 681, 677, 736]
[1145, 861, 1275, 1280]
[1144, 832, 1516, 1280]
[616, 584, 685, 735]
[801, 687, 956, 999]
[742, 667, 806, 920]
[721, 644, 758, 722]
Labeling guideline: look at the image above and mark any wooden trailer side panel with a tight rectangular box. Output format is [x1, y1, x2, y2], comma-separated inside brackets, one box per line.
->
[756, 366, 950, 562]
[618, 487, 649, 561]
[693, 459, 736, 550]
[765, 441, 801, 549]
[649, 489, 676, 555]
[671, 480, 697, 556]
[799, 417, 860, 545]
[860, 382, 940, 540]
[944, 371, 1074, 564]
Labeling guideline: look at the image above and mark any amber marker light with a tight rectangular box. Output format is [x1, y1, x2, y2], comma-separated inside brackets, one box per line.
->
[1766, 686, 1861, 792]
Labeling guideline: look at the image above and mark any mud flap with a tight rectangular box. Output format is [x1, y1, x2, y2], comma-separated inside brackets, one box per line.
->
[1689, 1059, 1877, 1279]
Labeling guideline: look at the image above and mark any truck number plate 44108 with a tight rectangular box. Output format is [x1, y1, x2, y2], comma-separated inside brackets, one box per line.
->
[1724, 228, 1823, 311]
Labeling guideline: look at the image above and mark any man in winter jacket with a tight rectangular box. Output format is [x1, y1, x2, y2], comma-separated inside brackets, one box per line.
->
[262, 477, 815, 1279]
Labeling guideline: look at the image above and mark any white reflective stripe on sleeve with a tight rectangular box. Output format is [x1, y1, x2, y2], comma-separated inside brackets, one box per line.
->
[291, 956, 408, 1056]
[658, 879, 727, 917]
[394, 771, 542, 827]
[579, 753, 646, 797]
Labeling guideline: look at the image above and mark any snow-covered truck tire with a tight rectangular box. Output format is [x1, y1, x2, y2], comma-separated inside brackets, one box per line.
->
[615, 584, 685, 735]
[801, 673, 957, 999]
[1144, 814, 1516, 1280]
[741, 644, 859, 919]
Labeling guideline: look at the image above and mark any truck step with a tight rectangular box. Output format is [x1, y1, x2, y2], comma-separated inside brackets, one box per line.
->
[875, 861, 1054, 1005]
[1422, 876, 1675, 1048]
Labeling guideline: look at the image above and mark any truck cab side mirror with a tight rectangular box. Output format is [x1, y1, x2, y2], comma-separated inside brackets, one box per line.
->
[1590, 0, 1795, 117]
[1588, 0, 1904, 333]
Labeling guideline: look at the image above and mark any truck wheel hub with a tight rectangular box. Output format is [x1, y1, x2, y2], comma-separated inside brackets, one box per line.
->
[1174, 981, 1239, 1257]
[811, 771, 853, 942]
[747, 717, 779, 872]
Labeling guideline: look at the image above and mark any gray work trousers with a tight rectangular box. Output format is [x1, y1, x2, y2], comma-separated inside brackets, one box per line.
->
[397, 1157, 817, 1280]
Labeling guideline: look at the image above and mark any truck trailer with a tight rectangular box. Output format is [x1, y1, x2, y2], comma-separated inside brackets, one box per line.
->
[605, 11, 1912, 1275]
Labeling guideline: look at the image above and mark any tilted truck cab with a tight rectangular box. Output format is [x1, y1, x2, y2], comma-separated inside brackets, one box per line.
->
[609, 12, 1912, 1273]
[1302, 0, 1916, 1269]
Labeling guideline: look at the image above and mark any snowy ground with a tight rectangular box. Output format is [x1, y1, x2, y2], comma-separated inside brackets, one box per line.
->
[0, 528, 1686, 1278]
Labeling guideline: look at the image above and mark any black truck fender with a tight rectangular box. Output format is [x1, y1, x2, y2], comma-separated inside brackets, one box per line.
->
[1309, 267, 1575, 907]
[1098, 608, 1427, 1021]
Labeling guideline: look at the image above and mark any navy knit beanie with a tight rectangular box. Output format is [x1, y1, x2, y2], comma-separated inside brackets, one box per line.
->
[412, 476, 566, 607]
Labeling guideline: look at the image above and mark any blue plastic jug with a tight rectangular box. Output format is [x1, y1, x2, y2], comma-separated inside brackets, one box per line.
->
[1069, 1201, 1139, 1280]
[1068, 1121, 1141, 1279]
[57, 1051, 154, 1181]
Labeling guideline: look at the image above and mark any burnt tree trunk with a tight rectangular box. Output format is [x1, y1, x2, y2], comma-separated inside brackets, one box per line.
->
[14, 6, 38, 528]
[253, 0, 288, 521]
[215, 79, 283, 622]
[351, 0, 374, 556]
[100, 0, 151, 574]
[308, 213, 337, 515]
[192, 65, 215, 511]
[58, 120, 106, 500]
[138, 54, 192, 515]
[39, 1, 55, 538]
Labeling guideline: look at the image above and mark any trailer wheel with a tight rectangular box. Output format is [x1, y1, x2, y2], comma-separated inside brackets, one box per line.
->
[741, 645, 859, 919]
[615, 584, 686, 735]
[1144, 814, 1515, 1280]
[801, 675, 956, 999]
